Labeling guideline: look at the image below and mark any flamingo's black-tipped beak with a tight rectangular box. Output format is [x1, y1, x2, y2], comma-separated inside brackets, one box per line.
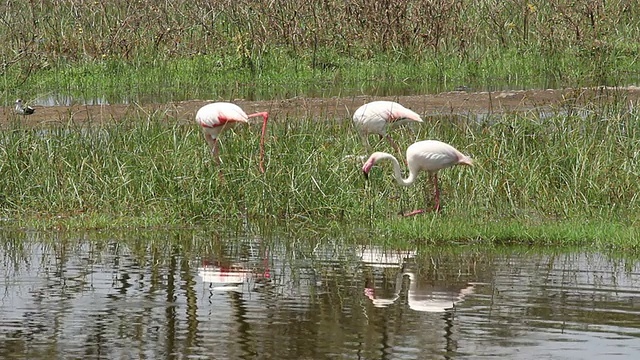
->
[362, 171, 369, 181]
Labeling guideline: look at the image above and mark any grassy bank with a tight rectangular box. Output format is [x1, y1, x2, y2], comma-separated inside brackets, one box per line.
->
[2, 0, 639, 248]
[1, 99, 640, 250]
[2, 1, 639, 102]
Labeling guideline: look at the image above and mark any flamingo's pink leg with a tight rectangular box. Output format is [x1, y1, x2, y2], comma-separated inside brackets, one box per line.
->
[433, 173, 441, 213]
[385, 134, 402, 156]
[403, 209, 426, 217]
[385, 134, 409, 166]
[203, 135, 220, 163]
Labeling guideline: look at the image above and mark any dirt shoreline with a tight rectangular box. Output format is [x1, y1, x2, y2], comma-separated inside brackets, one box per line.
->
[3, 86, 639, 126]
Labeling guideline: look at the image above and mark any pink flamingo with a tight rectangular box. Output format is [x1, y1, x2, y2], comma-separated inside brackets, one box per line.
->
[196, 102, 269, 173]
[352, 101, 423, 155]
[362, 140, 473, 215]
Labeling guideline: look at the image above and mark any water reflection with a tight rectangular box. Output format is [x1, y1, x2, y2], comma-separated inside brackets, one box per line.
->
[360, 247, 475, 312]
[198, 261, 252, 291]
[33, 94, 114, 107]
[1, 232, 639, 359]
[361, 247, 410, 308]
[197, 255, 271, 293]
[404, 271, 475, 313]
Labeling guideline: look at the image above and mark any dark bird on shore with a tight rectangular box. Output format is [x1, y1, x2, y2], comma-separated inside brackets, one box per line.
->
[15, 99, 35, 115]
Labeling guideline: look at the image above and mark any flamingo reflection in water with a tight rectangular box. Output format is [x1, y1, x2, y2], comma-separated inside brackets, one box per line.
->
[403, 270, 475, 313]
[361, 246, 416, 307]
[360, 246, 475, 312]
[198, 258, 271, 292]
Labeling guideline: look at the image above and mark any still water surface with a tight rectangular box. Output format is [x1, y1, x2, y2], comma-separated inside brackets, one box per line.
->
[1, 231, 639, 359]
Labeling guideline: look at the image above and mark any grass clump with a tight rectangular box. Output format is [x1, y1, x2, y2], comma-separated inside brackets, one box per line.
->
[2, 97, 640, 250]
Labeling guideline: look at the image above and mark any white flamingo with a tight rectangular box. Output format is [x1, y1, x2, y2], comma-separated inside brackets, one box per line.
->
[195, 102, 269, 173]
[352, 101, 423, 155]
[362, 140, 473, 215]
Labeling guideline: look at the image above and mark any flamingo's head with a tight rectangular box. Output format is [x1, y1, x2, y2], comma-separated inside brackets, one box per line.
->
[361, 154, 379, 180]
[458, 155, 473, 167]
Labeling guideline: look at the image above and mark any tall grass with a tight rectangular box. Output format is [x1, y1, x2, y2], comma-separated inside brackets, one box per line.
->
[2, 1, 639, 102]
[1, 98, 640, 249]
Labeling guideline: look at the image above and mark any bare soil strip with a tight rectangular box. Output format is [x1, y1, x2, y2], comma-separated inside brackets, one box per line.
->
[3, 87, 639, 127]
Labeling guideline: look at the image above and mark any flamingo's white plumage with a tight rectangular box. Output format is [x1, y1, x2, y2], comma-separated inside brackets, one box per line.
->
[195, 102, 269, 173]
[352, 101, 423, 155]
[362, 140, 473, 215]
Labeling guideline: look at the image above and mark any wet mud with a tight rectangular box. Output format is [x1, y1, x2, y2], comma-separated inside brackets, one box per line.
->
[3, 86, 639, 127]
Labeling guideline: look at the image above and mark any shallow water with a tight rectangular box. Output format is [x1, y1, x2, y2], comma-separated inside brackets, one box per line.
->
[1, 231, 639, 359]
[28, 78, 551, 107]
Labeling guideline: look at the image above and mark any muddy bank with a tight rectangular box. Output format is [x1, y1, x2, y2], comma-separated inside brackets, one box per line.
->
[3, 86, 639, 127]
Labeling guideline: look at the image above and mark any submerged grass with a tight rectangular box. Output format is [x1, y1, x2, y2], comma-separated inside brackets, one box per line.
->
[2, 97, 640, 250]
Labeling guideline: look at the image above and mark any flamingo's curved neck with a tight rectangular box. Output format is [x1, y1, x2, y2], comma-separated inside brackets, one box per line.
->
[380, 153, 417, 187]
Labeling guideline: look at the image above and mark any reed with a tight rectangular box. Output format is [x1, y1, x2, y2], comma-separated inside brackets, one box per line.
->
[1, 100, 640, 249]
[2, 1, 638, 102]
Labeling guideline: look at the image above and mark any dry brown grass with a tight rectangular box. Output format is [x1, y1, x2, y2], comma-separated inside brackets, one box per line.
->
[2, 0, 638, 77]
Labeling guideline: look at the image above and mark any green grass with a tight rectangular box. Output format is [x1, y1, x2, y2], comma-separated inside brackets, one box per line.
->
[371, 216, 640, 250]
[9, 43, 637, 104]
[2, 1, 639, 103]
[2, 100, 640, 251]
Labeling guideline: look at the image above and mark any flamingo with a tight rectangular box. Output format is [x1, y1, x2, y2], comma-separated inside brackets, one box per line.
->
[195, 102, 269, 173]
[352, 101, 423, 155]
[15, 99, 35, 115]
[362, 140, 473, 215]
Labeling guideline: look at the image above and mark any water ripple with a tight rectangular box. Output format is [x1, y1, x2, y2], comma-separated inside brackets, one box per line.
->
[1, 234, 639, 359]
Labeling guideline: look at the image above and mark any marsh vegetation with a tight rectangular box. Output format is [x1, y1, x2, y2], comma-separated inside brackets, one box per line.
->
[2, 0, 639, 101]
[1, 1, 639, 249]
[2, 98, 640, 249]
